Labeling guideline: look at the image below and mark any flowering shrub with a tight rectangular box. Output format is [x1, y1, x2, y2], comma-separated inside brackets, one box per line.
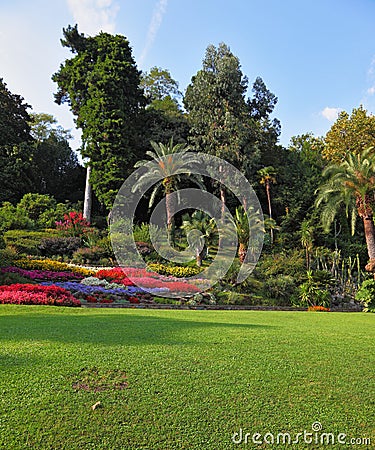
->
[55, 211, 91, 236]
[307, 305, 330, 312]
[0, 284, 80, 306]
[1, 267, 84, 281]
[14, 258, 95, 276]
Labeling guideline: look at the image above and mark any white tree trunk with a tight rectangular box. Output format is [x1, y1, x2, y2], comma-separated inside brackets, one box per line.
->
[83, 165, 92, 222]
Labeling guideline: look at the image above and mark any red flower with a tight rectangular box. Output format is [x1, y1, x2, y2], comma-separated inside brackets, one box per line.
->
[0, 284, 80, 306]
[99, 298, 114, 304]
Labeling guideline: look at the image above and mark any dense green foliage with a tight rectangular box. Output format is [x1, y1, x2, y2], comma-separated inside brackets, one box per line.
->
[324, 106, 375, 162]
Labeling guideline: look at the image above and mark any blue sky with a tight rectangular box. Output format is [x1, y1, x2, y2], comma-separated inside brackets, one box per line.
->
[1, 0, 375, 150]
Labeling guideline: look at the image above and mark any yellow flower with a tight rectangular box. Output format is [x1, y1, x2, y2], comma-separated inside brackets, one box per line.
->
[15, 258, 96, 276]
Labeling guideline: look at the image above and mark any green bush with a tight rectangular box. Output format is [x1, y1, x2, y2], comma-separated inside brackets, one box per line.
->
[37, 203, 73, 228]
[296, 271, 331, 308]
[355, 279, 375, 312]
[263, 275, 297, 306]
[3, 230, 59, 256]
[18, 193, 56, 222]
[0, 247, 19, 268]
[216, 291, 267, 306]
[0, 271, 33, 285]
[256, 249, 306, 282]
[0, 202, 35, 232]
[71, 246, 111, 265]
[133, 223, 163, 245]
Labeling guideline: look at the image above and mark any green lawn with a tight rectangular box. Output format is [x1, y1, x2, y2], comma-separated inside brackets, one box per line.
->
[0, 306, 374, 449]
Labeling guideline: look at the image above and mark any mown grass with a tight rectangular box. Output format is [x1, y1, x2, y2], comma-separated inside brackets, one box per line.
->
[0, 306, 374, 449]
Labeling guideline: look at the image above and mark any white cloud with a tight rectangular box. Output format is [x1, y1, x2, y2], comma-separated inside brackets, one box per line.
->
[66, 0, 119, 35]
[321, 106, 342, 121]
[139, 0, 168, 67]
[368, 56, 375, 77]
[367, 86, 375, 96]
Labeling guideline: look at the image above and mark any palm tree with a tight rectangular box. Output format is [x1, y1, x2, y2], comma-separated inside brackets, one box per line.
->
[300, 219, 314, 270]
[180, 211, 218, 266]
[230, 206, 265, 263]
[132, 138, 204, 246]
[316, 146, 375, 270]
[258, 166, 277, 245]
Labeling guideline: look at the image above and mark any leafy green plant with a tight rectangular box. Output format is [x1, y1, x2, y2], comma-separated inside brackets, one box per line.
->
[18, 193, 56, 222]
[355, 279, 375, 312]
[71, 246, 111, 265]
[180, 211, 218, 267]
[0, 202, 35, 232]
[133, 223, 163, 245]
[38, 202, 73, 228]
[256, 249, 306, 282]
[297, 270, 331, 307]
[263, 275, 297, 306]
[3, 230, 59, 256]
[0, 233, 5, 250]
[0, 247, 19, 268]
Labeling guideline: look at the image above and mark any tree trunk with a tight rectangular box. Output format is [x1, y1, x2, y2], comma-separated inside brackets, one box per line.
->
[165, 190, 175, 246]
[266, 182, 273, 245]
[196, 248, 202, 267]
[363, 215, 375, 260]
[305, 247, 310, 271]
[83, 165, 92, 223]
[238, 242, 247, 263]
[220, 187, 226, 220]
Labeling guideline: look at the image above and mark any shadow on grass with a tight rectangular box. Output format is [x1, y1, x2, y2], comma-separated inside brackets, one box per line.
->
[0, 310, 272, 347]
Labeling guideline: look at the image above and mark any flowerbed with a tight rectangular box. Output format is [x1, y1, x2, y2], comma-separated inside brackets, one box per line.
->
[147, 263, 202, 278]
[97, 267, 201, 294]
[14, 258, 95, 277]
[1, 267, 84, 281]
[0, 284, 80, 307]
[96, 267, 153, 282]
[0, 264, 204, 307]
